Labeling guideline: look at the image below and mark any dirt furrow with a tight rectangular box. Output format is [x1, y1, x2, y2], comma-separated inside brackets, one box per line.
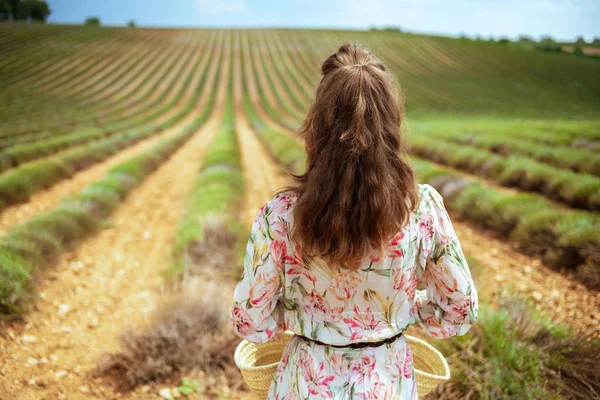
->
[255, 31, 305, 118]
[0, 32, 219, 235]
[3, 31, 191, 138]
[234, 31, 288, 223]
[0, 32, 231, 400]
[240, 31, 296, 135]
[248, 31, 300, 125]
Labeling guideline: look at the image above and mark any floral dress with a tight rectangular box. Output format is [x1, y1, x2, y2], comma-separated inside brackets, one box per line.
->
[231, 184, 478, 399]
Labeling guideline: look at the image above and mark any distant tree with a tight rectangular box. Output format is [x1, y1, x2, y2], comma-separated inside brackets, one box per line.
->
[498, 37, 511, 44]
[7, 0, 22, 19]
[85, 16, 100, 26]
[2, 0, 50, 21]
[540, 35, 555, 44]
[575, 36, 586, 46]
[573, 46, 585, 56]
[380, 25, 402, 32]
[518, 35, 535, 44]
[23, 0, 49, 21]
[0, 0, 11, 20]
[593, 37, 600, 46]
[127, 19, 136, 28]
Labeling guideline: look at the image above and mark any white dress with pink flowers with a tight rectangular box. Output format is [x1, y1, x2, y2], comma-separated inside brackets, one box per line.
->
[231, 184, 478, 399]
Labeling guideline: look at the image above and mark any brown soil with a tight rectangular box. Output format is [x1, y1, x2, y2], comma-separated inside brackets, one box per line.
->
[0, 32, 218, 235]
[4, 30, 191, 139]
[240, 31, 297, 136]
[233, 31, 288, 224]
[248, 31, 300, 124]
[0, 31, 229, 400]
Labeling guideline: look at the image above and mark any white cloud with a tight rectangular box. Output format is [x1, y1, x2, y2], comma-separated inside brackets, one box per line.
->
[198, 0, 245, 15]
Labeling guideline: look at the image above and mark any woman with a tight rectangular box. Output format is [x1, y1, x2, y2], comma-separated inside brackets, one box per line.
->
[230, 43, 478, 399]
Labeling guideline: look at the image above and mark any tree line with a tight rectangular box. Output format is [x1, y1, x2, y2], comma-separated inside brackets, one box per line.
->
[0, 0, 50, 22]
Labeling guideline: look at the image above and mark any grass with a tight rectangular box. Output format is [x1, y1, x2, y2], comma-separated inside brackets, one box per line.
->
[168, 94, 245, 279]
[427, 294, 600, 400]
[0, 47, 221, 314]
[93, 279, 241, 392]
[0, 33, 216, 213]
[409, 134, 600, 210]
[413, 160, 600, 288]
[95, 77, 247, 393]
[0, 127, 198, 315]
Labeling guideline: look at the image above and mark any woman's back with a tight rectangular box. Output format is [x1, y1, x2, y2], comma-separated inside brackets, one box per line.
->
[230, 43, 477, 399]
[231, 184, 477, 399]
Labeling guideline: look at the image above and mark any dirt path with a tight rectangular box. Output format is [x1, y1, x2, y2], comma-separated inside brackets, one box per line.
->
[233, 31, 288, 224]
[0, 31, 230, 400]
[0, 33, 220, 235]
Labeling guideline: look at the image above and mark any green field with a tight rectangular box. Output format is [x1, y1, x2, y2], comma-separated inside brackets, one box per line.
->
[0, 24, 599, 399]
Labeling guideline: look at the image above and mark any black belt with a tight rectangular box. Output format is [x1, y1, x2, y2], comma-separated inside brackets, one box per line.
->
[300, 332, 404, 349]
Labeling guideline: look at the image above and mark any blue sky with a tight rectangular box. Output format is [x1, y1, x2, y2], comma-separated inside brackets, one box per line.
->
[47, 0, 600, 41]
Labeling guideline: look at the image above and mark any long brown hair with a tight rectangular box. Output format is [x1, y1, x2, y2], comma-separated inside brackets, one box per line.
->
[288, 43, 419, 269]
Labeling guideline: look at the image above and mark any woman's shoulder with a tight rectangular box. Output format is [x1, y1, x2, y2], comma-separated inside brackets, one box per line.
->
[261, 190, 299, 221]
[416, 183, 446, 211]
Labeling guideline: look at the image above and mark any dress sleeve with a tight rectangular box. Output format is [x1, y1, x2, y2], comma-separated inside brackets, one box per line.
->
[230, 196, 287, 344]
[412, 185, 478, 339]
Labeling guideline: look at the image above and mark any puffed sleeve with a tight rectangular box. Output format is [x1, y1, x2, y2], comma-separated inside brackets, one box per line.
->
[412, 185, 478, 338]
[230, 195, 289, 343]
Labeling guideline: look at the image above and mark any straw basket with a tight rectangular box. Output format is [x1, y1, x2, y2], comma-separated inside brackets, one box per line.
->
[234, 332, 450, 399]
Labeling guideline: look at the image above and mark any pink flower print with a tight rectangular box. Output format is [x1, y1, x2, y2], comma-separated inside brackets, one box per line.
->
[299, 360, 334, 398]
[357, 382, 395, 400]
[256, 204, 267, 225]
[384, 347, 403, 378]
[270, 239, 287, 269]
[248, 269, 280, 309]
[392, 268, 408, 291]
[426, 262, 458, 296]
[437, 212, 453, 246]
[270, 220, 288, 238]
[272, 194, 293, 217]
[276, 352, 289, 384]
[329, 269, 362, 300]
[324, 306, 344, 323]
[230, 304, 255, 336]
[349, 354, 378, 384]
[286, 246, 317, 283]
[296, 347, 314, 371]
[423, 315, 445, 337]
[370, 233, 404, 262]
[409, 272, 419, 301]
[265, 326, 283, 341]
[393, 265, 418, 299]
[330, 353, 348, 376]
[418, 214, 435, 241]
[302, 290, 343, 323]
[343, 305, 385, 341]
[447, 297, 472, 324]
[403, 346, 413, 379]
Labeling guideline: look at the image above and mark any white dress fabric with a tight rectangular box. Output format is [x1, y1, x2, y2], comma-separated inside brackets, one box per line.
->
[231, 184, 478, 399]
